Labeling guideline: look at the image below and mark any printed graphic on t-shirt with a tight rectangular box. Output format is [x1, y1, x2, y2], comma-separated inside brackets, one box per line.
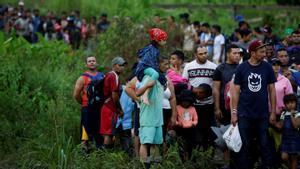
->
[187, 68, 214, 78]
[248, 73, 262, 92]
[183, 111, 191, 121]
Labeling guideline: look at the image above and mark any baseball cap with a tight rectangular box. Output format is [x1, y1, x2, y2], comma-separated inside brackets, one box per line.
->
[111, 56, 127, 66]
[248, 40, 267, 53]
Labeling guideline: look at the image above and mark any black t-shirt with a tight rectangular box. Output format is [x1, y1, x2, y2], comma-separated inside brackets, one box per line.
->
[213, 63, 238, 104]
[234, 61, 276, 119]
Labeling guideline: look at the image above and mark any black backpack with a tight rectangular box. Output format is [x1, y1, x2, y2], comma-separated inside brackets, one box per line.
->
[82, 72, 105, 108]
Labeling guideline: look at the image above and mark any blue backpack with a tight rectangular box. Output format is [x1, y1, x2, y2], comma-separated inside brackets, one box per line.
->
[82, 72, 105, 108]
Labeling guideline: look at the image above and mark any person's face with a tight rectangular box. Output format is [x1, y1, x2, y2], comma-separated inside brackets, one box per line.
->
[113, 63, 125, 74]
[292, 33, 300, 44]
[277, 50, 289, 66]
[251, 47, 266, 62]
[266, 45, 274, 59]
[272, 64, 281, 74]
[195, 47, 208, 64]
[193, 87, 206, 100]
[154, 16, 160, 23]
[211, 28, 216, 34]
[227, 48, 241, 64]
[285, 101, 297, 112]
[169, 54, 182, 67]
[159, 59, 169, 73]
[202, 26, 208, 33]
[181, 101, 191, 108]
[85, 57, 97, 70]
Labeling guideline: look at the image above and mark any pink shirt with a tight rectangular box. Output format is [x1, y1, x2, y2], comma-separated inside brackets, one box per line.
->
[176, 105, 198, 128]
[272, 74, 293, 115]
[166, 69, 188, 86]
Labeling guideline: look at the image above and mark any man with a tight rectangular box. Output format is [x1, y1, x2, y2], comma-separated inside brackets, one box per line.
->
[263, 26, 280, 46]
[276, 48, 290, 73]
[199, 23, 213, 58]
[73, 56, 104, 152]
[211, 24, 225, 64]
[182, 45, 217, 148]
[233, 29, 252, 61]
[213, 44, 241, 125]
[97, 13, 110, 33]
[100, 56, 126, 149]
[213, 44, 241, 168]
[136, 56, 169, 169]
[231, 40, 276, 169]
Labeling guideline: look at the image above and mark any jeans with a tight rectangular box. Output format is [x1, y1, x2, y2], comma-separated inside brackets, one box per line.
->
[236, 117, 272, 169]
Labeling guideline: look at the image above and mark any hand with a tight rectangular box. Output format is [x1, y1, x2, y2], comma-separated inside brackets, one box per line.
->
[118, 110, 124, 118]
[269, 112, 276, 125]
[215, 109, 223, 120]
[231, 113, 238, 126]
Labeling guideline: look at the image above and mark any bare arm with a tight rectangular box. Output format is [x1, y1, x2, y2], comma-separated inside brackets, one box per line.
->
[268, 83, 276, 124]
[73, 76, 84, 104]
[168, 79, 177, 127]
[231, 84, 240, 126]
[125, 77, 140, 102]
[213, 80, 222, 120]
[112, 91, 123, 116]
[136, 80, 155, 97]
[219, 44, 225, 62]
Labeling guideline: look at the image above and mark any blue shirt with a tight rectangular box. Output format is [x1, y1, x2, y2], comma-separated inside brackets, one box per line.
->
[234, 61, 276, 119]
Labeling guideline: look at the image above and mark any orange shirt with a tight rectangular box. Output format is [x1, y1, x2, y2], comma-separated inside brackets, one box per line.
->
[176, 105, 198, 128]
[81, 71, 98, 107]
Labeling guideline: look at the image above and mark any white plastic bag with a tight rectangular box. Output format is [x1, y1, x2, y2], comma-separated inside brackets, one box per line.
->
[222, 124, 242, 152]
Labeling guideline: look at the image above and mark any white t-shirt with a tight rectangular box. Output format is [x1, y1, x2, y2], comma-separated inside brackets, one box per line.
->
[182, 60, 217, 88]
[213, 34, 225, 63]
[183, 25, 196, 51]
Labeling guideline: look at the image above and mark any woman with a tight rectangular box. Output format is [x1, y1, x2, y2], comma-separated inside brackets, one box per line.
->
[269, 58, 293, 168]
[167, 50, 188, 98]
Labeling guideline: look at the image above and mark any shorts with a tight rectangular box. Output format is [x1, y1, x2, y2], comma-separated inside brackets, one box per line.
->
[81, 106, 101, 140]
[139, 126, 163, 144]
[100, 104, 117, 135]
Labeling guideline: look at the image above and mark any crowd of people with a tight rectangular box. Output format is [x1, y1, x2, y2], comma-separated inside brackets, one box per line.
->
[0, 1, 110, 49]
[73, 24, 300, 169]
[3, 1, 300, 169]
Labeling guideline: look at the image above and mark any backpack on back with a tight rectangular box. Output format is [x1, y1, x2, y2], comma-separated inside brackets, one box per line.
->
[82, 72, 105, 109]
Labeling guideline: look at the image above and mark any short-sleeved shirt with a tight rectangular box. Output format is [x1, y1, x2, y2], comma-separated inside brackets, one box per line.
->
[182, 60, 217, 88]
[139, 76, 164, 127]
[213, 63, 238, 105]
[234, 61, 276, 119]
[103, 71, 120, 111]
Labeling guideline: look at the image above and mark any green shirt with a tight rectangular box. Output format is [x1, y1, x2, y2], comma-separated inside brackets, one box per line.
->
[139, 76, 164, 127]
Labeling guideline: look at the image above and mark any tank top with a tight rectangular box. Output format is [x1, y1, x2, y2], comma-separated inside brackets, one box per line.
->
[81, 71, 98, 107]
[162, 87, 171, 109]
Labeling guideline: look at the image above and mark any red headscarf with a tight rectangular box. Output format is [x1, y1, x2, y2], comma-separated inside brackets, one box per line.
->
[149, 28, 168, 42]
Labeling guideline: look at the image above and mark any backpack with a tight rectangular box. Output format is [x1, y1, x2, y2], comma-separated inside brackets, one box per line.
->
[82, 72, 105, 108]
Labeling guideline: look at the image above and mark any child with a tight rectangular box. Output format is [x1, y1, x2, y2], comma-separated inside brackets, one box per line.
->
[277, 94, 300, 169]
[176, 89, 198, 160]
[135, 28, 168, 104]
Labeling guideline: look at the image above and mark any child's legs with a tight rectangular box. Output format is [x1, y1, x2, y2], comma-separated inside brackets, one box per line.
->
[144, 68, 159, 81]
